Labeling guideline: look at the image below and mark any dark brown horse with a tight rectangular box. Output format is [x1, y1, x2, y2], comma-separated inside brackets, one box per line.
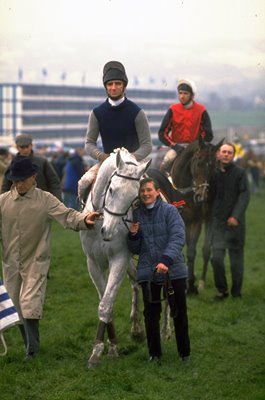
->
[170, 138, 223, 294]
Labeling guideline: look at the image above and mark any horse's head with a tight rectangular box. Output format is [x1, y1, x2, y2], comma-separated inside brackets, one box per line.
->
[191, 138, 224, 203]
[101, 150, 151, 241]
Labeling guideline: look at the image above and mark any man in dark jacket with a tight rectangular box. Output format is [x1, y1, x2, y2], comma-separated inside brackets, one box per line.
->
[62, 148, 85, 210]
[127, 178, 190, 364]
[210, 143, 250, 300]
[1, 134, 62, 200]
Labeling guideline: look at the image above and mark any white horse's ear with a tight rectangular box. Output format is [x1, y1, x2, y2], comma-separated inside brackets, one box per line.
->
[116, 150, 126, 169]
[145, 158, 152, 173]
[215, 138, 225, 152]
[137, 158, 152, 176]
[116, 150, 121, 167]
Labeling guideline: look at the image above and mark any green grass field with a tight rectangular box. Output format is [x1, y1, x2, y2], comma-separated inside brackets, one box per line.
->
[1, 189, 265, 400]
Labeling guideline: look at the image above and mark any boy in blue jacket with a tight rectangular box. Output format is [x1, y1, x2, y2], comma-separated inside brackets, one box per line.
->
[127, 178, 190, 363]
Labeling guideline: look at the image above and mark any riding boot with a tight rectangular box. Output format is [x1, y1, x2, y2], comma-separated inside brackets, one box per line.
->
[24, 319, 40, 356]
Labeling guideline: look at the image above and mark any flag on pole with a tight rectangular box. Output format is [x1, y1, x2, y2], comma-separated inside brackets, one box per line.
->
[61, 72, 66, 81]
[133, 76, 139, 86]
[0, 279, 20, 356]
[18, 68, 23, 82]
[162, 78, 167, 87]
[42, 68, 48, 77]
[149, 76, 155, 84]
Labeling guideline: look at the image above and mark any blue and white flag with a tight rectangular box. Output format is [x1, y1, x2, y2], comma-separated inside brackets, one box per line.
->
[0, 280, 20, 356]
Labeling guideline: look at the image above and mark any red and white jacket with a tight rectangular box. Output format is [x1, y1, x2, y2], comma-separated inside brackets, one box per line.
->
[158, 101, 213, 146]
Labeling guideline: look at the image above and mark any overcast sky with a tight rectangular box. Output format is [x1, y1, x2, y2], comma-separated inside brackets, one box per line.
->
[0, 0, 264, 96]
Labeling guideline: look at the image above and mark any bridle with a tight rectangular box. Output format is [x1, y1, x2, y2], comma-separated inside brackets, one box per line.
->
[103, 170, 140, 217]
[96, 164, 141, 228]
[173, 147, 214, 202]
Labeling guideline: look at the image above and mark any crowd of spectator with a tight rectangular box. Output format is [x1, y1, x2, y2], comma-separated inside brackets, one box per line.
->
[0, 138, 96, 211]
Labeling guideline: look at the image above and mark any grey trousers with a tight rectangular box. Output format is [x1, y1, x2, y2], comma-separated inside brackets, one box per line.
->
[19, 319, 40, 355]
[211, 247, 244, 297]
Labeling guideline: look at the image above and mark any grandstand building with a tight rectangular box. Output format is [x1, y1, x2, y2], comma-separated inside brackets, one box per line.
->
[0, 83, 176, 150]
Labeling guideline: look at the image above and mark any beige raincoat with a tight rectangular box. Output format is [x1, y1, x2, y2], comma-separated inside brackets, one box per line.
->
[0, 184, 89, 320]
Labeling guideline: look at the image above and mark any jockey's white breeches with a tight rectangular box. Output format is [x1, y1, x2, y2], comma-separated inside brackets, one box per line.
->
[78, 163, 100, 198]
[163, 148, 177, 163]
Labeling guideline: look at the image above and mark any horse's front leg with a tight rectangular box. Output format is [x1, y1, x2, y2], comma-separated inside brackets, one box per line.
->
[85, 255, 108, 368]
[127, 259, 145, 341]
[87, 314, 119, 367]
[186, 222, 202, 295]
[198, 221, 212, 290]
[95, 257, 128, 356]
[87, 320, 106, 368]
[106, 321, 119, 358]
[161, 301, 172, 340]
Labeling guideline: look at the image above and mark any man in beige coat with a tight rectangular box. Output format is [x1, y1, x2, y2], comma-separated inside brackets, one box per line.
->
[0, 157, 99, 360]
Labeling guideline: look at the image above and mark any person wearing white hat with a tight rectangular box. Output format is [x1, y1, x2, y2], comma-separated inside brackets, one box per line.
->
[158, 78, 213, 172]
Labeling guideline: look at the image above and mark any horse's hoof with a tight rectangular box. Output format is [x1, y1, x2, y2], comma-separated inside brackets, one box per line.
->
[86, 361, 98, 369]
[161, 332, 171, 341]
[86, 356, 101, 369]
[198, 280, 206, 290]
[107, 342, 119, 358]
[131, 330, 145, 342]
[86, 342, 104, 368]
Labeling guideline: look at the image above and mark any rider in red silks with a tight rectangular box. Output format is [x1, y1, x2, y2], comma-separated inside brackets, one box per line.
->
[158, 78, 214, 172]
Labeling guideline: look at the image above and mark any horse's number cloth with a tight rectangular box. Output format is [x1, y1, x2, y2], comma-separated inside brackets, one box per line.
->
[0, 279, 20, 355]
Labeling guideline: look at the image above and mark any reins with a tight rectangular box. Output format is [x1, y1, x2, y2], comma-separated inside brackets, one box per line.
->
[172, 145, 212, 202]
[147, 271, 178, 318]
[172, 181, 209, 195]
[103, 170, 141, 218]
[86, 157, 143, 230]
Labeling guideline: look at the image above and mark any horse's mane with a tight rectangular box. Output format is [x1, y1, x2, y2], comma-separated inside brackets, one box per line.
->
[177, 141, 200, 167]
[171, 141, 200, 187]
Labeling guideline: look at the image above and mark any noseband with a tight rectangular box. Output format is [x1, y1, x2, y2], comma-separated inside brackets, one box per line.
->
[103, 171, 140, 218]
[173, 147, 213, 202]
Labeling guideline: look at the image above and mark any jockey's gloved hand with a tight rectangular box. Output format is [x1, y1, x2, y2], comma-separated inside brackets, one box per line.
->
[98, 153, 109, 163]
[199, 135, 211, 146]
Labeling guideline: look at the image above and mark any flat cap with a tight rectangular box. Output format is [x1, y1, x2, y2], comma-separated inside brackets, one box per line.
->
[15, 134, 33, 146]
